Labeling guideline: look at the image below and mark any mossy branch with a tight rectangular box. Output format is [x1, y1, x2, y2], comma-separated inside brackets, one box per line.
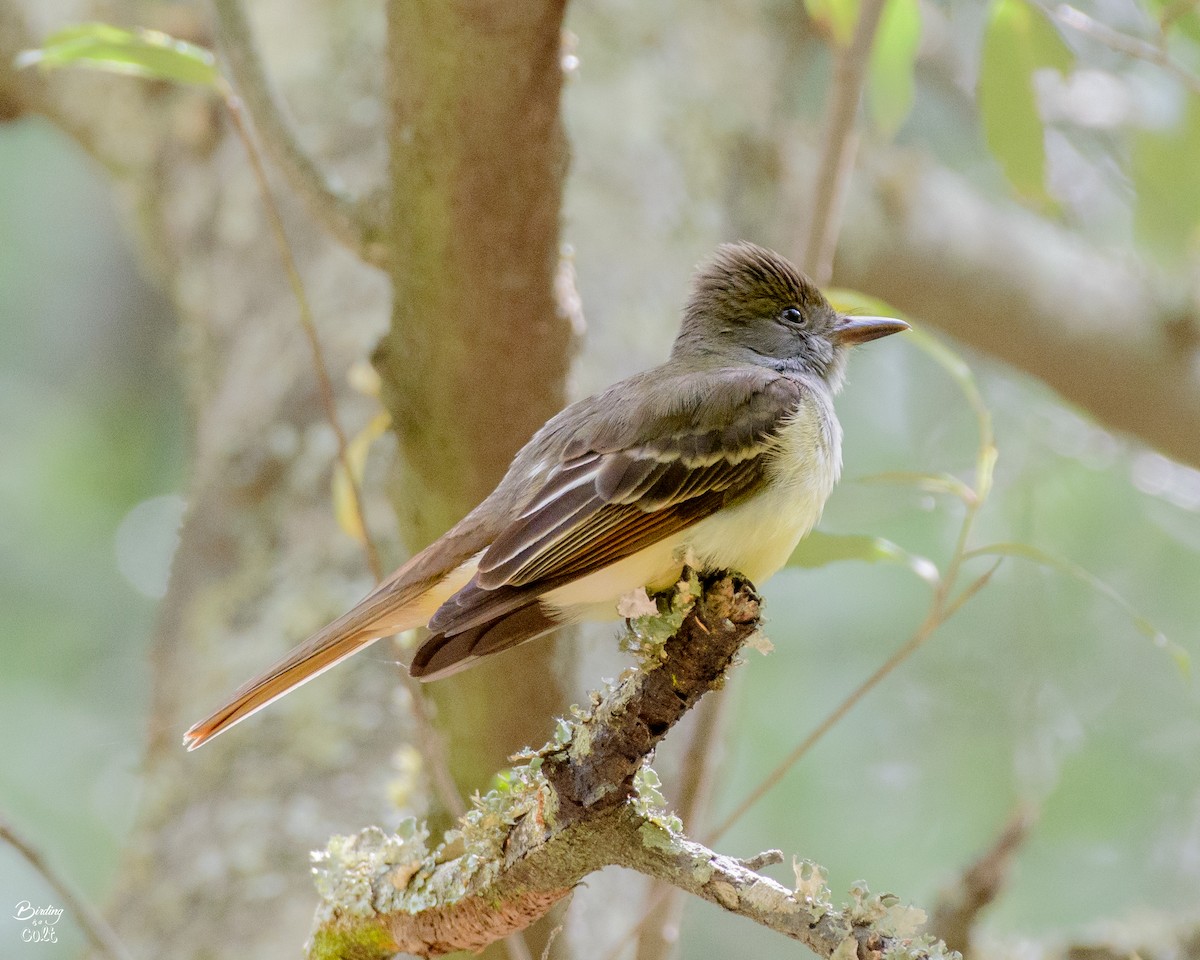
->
[307, 573, 953, 960]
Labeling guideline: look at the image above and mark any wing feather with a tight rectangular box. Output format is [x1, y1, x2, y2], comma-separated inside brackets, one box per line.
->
[421, 369, 804, 654]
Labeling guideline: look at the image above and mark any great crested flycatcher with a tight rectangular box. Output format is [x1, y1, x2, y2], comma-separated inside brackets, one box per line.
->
[184, 242, 908, 749]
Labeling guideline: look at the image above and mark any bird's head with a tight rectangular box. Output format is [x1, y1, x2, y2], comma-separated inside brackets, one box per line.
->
[674, 241, 909, 388]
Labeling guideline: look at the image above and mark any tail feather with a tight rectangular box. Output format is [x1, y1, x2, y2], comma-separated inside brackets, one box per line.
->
[410, 602, 561, 681]
[182, 625, 389, 750]
[182, 531, 492, 750]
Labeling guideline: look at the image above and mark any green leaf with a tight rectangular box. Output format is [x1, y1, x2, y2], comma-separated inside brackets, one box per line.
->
[825, 288, 904, 319]
[977, 0, 1073, 204]
[788, 530, 939, 585]
[965, 541, 1188, 677]
[805, 0, 861, 46]
[868, 0, 922, 137]
[17, 22, 218, 89]
[1028, 7, 1074, 73]
[1133, 94, 1200, 263]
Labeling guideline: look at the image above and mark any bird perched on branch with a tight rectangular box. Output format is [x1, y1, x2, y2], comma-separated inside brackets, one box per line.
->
[184, 242, 908, 750]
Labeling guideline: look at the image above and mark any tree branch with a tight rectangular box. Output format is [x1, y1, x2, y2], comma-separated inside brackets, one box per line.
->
[307, 575, 949, 960]
[836, 152, 1200, 471]
[0, 812, 134, 960]
[930, 806, 1038, 955]
[799, 0, 889, 286]
[1046, 3, 1200, 97]
[210, 0, 388, 267]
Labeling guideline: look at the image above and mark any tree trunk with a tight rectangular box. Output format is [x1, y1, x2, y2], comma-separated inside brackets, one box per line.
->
[1, 0, 575, 957]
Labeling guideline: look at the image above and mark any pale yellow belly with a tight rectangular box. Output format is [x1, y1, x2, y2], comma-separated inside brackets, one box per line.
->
[541, 476, 833, 621]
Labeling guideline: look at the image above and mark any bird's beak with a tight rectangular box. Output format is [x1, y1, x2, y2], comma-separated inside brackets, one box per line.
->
[834, 314, 910, 346]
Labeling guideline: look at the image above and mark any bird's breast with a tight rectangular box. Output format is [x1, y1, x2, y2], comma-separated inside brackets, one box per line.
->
[763, 391, 843, 500]
[683, 393, 843, 584]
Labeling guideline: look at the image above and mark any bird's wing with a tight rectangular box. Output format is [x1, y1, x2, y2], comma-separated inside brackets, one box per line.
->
[424, 368, 802, 641]
[474, 449, 757, 589]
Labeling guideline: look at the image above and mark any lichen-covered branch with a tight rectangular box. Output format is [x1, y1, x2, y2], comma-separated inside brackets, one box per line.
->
[1047, 2, 1200, 97]
[307, 575, 951, 960]
[542, 574, 759, 818]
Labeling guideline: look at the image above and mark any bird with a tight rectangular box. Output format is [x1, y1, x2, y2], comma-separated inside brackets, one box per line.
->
[183, 242, 908, 750]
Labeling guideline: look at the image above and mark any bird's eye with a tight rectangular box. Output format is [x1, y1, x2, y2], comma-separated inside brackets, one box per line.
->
[780, 307, 805, 327]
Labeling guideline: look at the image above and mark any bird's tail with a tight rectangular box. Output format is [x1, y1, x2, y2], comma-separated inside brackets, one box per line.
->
[182, 542, 485, 750]
[182, 621, 395, 751]
[410, 600, 561, 681]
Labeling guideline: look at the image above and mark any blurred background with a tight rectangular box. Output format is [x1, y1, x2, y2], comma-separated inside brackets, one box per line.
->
[2, 0, 1199, 957]
[0, 119, 184, 944]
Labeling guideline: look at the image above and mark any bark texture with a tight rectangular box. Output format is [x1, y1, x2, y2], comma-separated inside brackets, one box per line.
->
[375, 0, 577, 823]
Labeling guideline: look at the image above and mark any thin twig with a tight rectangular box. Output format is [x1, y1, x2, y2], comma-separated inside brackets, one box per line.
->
[220, 85, 465, 821]
[0, 813, 134, 960]
[601, 894, 662, 960]
[710, 586, 950, 842]
[1048, 3, 1200, 97]
[675, 693, 731, 854]
[210, 0, 388, 265]
[220, 89, 382, 579]
[634, 693, 731, 960]
[929, 805, 1039, 954]
[708, 338, 999, 842]
[707, 548, 999, 845]
[798, 0, 888, 285]
[540, 922, 566, 960]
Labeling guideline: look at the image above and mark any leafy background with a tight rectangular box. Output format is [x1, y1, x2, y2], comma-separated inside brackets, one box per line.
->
[2, 0, 1200, 956]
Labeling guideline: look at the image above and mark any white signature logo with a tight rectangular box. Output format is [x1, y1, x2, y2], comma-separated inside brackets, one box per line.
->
[12, 901, 62, 944]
